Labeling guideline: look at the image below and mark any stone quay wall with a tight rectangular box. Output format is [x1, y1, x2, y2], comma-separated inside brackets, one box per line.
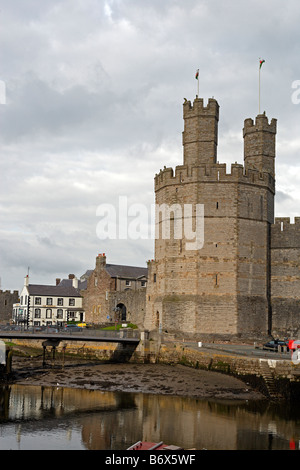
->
[155, 342, 300, 399]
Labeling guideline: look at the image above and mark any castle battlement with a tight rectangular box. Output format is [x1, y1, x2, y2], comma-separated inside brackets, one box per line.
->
[0, 289, 19, 295]
[155, 161, 275, 192]
[243, 114, 277, 136]
[183, 97, 220, 120]
[273, 217, 300, 227]
[271, 217, 300, 248]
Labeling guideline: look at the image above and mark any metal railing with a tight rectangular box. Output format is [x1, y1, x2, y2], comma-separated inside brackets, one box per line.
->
[0, 325, 140, 340]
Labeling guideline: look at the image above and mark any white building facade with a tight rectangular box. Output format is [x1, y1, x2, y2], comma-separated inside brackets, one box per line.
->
[13, 275, 85, 327]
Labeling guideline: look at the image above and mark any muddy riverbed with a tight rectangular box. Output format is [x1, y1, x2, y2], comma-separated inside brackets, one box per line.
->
[5, 353, 265, 401]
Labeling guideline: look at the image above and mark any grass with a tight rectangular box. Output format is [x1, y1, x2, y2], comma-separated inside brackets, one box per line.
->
[101, 323, 138, 331]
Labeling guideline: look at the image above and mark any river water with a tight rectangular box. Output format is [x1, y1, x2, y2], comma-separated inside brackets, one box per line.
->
[0, 384, 300, 450]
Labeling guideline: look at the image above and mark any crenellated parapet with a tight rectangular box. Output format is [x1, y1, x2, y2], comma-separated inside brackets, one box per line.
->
[0, 289, 19, 295]
[183, 97, 220, 120]
[243, 114, 277, 136]
[271, 217, 300, 248]
[154, 161, 275, 193]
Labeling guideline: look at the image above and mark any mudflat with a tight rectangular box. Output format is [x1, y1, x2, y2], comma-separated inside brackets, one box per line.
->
[7, 355, 264, 400]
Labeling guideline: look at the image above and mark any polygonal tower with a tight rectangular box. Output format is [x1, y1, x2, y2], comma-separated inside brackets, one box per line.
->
[145, 96, 277, 340]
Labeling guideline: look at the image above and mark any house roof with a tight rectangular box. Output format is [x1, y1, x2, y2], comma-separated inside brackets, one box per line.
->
[58, 278, 87, 291]
[28, 283, 82, 297]
[80, 269, 93, 281]
[105, 264, 148, 279]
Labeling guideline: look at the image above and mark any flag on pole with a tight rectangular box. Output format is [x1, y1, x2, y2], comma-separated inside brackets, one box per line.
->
[258, 59, 265, 114]
[195, 69, 199, 97]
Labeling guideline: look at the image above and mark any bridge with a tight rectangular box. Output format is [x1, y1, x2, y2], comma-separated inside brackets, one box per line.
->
[0, 328, 141, 345]
[0, 328, 144, 370]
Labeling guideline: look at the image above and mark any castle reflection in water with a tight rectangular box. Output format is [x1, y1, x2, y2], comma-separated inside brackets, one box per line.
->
[0, 384, 300, 450]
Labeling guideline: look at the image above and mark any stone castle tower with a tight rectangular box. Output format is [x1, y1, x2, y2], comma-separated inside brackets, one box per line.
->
[145, 96, 282, 340]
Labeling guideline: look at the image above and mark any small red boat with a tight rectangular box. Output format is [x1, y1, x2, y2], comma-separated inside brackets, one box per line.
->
[127, 441, 182, 450]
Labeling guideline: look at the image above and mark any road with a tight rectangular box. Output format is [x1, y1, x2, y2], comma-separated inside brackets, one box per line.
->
[183, 340, 292, 361]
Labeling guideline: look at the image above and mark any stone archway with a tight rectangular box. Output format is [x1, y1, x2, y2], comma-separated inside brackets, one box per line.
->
[117, 303, 127, 322]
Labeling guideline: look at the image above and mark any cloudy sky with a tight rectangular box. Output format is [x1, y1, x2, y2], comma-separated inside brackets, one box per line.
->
[1, 0, 300, 291]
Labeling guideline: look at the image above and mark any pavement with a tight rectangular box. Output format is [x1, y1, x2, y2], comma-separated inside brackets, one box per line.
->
[181, 340, 292, 361]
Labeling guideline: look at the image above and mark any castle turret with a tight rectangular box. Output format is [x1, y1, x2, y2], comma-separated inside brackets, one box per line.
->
[182, 97, 219, 167]
[243, 113, 277, 177]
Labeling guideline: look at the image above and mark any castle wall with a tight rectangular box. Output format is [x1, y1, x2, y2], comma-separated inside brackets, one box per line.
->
[236, 218, 270, 336]
[0, 290, 19, 323]
[271, 218, 300, 338]
[148, 170, 275, 337]
[236, 181, 274, 336]
[109, 289, 146, 327]
[150, 172, 241, 336]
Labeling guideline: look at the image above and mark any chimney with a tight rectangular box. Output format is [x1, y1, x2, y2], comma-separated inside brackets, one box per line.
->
[72, 277, 78, 289]
[24, 275, 29, 287]
[68, 274, 75, 280]
[56, 278, 61, 286]
[96, 253, 106, 271]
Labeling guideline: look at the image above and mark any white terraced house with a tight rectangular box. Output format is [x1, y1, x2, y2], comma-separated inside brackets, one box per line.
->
[12, 274, 85, 327]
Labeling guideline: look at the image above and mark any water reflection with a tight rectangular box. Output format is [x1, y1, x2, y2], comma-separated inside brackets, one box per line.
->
[0, 384, 300, 450]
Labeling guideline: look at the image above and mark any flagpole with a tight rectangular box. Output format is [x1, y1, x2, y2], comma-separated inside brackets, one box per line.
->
[259, 58, 261, 114]
[258, 58, 265, 114]
[195, 69, 199, 97]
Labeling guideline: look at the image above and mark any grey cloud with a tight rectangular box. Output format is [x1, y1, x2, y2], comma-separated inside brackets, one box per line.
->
[1, 0, 300, 290]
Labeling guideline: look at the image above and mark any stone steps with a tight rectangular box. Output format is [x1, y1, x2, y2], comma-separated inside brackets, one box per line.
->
[259, 359, 283, 399]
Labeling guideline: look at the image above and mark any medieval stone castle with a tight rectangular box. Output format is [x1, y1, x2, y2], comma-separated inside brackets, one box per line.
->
[145, 96, 300, 340]
[7, 95, 300, 341]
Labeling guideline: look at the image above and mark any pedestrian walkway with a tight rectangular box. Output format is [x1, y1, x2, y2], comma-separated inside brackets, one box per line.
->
[181, 340, 291, 361]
